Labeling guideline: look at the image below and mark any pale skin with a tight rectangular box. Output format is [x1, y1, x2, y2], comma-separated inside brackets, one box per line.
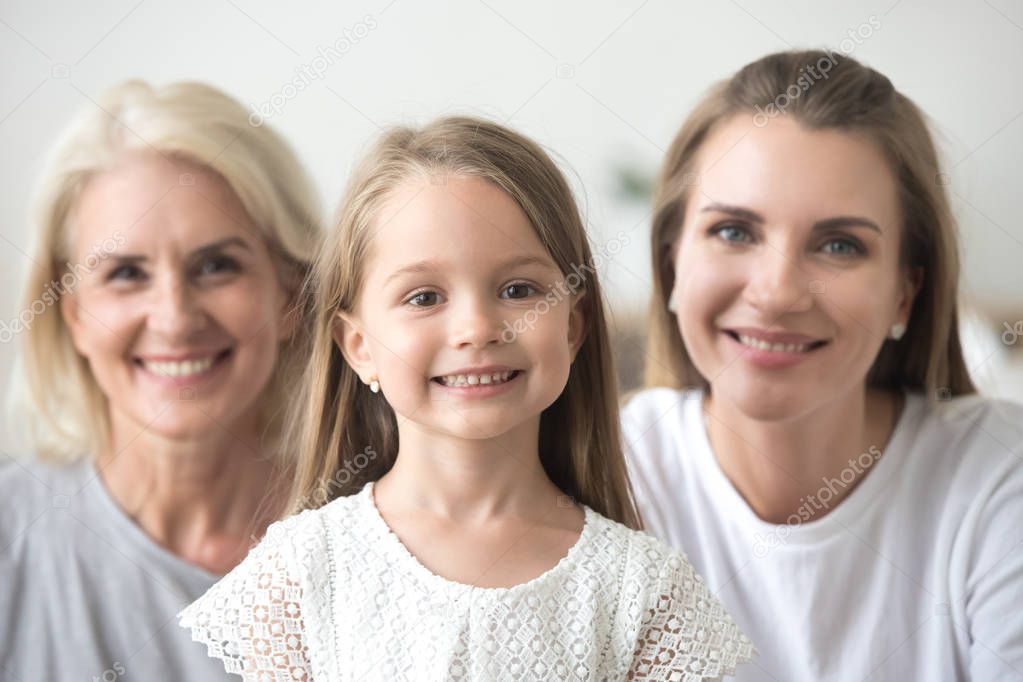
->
[336, 174, 589, 589]
[671, 115, 922, 524]
[61, 153, 294, 574]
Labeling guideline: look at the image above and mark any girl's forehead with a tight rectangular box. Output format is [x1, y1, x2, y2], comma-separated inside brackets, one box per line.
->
[367, 177, 558, 273]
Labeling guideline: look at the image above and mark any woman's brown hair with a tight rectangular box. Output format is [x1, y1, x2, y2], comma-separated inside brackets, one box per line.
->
[645, 49, 975, 400]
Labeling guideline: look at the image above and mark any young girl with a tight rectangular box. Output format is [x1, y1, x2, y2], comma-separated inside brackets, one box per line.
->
[179, 116, 754, 680]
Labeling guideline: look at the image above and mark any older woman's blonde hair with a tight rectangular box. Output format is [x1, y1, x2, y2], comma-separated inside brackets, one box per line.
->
[284, 116, 643, 529]
[12, 80, 322, 462]
[645, 50, 976, 399]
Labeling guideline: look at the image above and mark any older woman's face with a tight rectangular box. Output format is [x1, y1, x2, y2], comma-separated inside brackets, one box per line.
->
[62, 153, 293, 442]
[671, 115, 919, 420]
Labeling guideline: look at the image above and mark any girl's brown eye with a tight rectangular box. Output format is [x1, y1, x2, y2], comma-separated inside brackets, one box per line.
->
[501, 283, 537, 299]
[407, 291, 439, 307]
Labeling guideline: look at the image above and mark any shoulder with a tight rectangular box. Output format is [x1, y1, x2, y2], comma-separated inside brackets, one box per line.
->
[620, 387, 700, 462]
[249, 490, 361, 578]
[0, 453, 86, 500]
[587, 510, 696, 584]
[905, 392, 1023, 489]
[0, 455, 90, 546]
[621, 386, 695, 430]
[924, 392, 1023, 448]
[589, 512, 757, 678]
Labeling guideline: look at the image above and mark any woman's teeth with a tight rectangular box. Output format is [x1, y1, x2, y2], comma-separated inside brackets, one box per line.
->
[437, 371, 516, 387]
[143, 356, 216, 377]
[736, 334, 816, 354]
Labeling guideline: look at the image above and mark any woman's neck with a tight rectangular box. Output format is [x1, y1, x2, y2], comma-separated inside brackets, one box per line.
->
[97, 411, 287, 574]
[703, 385, 903, 524]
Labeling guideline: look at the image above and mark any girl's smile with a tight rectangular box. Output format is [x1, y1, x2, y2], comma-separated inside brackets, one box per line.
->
[337, 173, 584, 442]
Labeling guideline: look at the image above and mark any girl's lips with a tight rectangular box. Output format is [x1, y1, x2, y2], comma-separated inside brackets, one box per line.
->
[430, 369, 524, 397]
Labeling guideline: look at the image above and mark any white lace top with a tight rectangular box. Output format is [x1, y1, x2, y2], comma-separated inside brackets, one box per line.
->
[178, 481, 754, 681]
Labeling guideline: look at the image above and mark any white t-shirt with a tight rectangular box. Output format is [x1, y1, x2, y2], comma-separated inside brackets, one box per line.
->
[179, 479, 755, 680]
[622, 387, 1023, 682]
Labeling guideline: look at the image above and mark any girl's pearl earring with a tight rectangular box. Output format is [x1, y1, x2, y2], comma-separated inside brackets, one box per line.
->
[890, 322, 906, 341]
[369, 377, 380, 393]
[667, 293, 679, 313]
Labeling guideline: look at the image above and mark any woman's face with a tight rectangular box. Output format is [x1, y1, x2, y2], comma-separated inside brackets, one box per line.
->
[62, 153, 294, 443]
[671, 115, 919, 420]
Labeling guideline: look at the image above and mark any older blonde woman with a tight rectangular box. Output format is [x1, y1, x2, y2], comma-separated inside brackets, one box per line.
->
[0, 81, 320, 680]
[623, 50, 1023, 680]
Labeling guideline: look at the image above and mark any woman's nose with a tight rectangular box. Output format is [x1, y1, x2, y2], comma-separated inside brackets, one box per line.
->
[147, 275, 207, 339]
[744, 248, 813, 315]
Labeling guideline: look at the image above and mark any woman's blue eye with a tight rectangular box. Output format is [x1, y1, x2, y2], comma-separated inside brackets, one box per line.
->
[712, 224, 752, 243]
[821, 239, 864, 257]
[407, 291, 440, 307]
[501, 283, 537, 299]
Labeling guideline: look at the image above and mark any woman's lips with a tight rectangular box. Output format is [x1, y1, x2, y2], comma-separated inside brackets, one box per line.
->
[134, 348, 232, 386]
[723, 330, 828, 369]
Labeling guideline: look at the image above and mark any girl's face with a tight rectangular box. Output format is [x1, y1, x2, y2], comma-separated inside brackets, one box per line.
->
[672, 115, 920, 420]
[337, 174, 585, 442]
[62, 153, 294, 442]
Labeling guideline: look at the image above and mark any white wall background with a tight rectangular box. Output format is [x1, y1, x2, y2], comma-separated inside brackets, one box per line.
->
[1, 0, 1021, 454]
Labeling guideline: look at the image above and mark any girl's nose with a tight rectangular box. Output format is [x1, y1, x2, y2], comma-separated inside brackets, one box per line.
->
[449, 297, 502, 349]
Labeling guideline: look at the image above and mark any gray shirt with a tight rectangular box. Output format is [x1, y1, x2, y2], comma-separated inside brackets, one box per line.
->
[0, 455, 237, 681]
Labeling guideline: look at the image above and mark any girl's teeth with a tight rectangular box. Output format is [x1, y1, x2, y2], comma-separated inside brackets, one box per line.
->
[144, 356, 216, 377]
[737, 334, 811, 353]
[439, 371, 515, 387]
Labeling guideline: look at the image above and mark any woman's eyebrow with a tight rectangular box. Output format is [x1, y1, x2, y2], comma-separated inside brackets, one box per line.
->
[190, 236, 252, 257]
[104, 237, 252, 263]
[701, 202, 881, 233]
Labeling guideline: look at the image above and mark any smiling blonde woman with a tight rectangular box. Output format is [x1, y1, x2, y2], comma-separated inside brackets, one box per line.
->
[0, 80, 320, 681]
[623, 50, 1023, 680]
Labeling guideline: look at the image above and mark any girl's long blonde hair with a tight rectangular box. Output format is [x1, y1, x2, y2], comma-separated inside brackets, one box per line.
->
[645, 50, 976, 399]
[285, 116, 642, 529]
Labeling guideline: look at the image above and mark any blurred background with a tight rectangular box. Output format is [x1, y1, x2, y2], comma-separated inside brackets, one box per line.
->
[1, 0, 1020, 454]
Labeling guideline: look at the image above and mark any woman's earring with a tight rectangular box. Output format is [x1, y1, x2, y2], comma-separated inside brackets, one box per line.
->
[890, 322, 906, 341]
[369, 376, 380, 393]
[667, 293, 679, 313]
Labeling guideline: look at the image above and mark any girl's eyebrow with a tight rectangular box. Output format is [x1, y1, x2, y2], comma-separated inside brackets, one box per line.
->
[701, 202, 882, 233]
[384, 254, 558, 286]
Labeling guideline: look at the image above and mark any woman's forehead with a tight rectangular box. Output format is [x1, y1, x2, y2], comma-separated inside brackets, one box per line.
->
[690, 116, 900, 231]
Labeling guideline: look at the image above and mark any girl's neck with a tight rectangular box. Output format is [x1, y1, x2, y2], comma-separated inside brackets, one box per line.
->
[703, 384, 904, 524]
[375, 416, 567, 524]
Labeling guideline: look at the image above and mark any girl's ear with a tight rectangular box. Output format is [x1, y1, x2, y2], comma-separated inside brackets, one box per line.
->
[332, 311, 376, 381]
[568, 292, 587, 362]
